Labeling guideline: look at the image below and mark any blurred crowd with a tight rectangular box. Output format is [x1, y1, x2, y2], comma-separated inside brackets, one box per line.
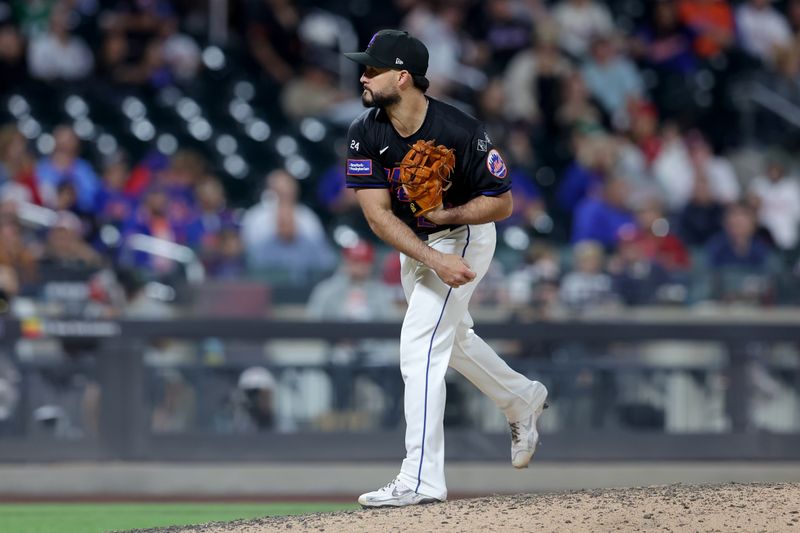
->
[0, 0, 799, 323]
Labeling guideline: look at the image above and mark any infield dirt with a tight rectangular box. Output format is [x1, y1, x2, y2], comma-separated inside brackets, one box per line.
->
[137, 482, 800, 532]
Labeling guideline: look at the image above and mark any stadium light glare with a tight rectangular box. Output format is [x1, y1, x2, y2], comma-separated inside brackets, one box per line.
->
[18, 117, 41, 139]
[97, 133, 118, 155]
[245, 119, 270, 141]
[64, 95, 89, 118]
[157, 134, 178, 155]
[229, 100, 253, 122]
[131, 119, 156, 141]
[285, 155, 310, 179]
[73, 118, 95, 140]
[652, 218, 670, 238]
[7, 95, 29, 117]
[202, 46, 226, 71]
[100, 224, 122, 247]
[188, 118, 213, 141]
[36, 133, 55, 155]
[233, 81, 255, 101]
[332, 224, 360, 248]
[122, 97, 146, 120]
[533, 213, 554, 234]
[275, 135, 297, 156]
[223, 154, 248, 178]
[503, 226, 530, 251]
[215, 134, 238, 155]
[177, 97, 201, 121]
[300, 118, 326, 142]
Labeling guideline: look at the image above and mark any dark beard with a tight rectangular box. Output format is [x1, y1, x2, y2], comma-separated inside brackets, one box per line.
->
[362, 88, 401, 108]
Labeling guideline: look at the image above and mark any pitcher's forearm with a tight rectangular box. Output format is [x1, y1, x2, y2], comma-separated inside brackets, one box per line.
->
[427, 192, 512, 226]
[366, 208, 441, 269]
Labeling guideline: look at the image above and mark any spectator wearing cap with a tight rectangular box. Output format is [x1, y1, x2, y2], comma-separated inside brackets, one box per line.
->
[307, 241, 395, 321]
[746, 151, 800, 251]
[231, 366, 276, 432]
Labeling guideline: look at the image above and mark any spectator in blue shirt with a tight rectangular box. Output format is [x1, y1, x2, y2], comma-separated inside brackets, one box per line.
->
[572, 176, 636, 249]
[36, 125, 100, 213]
[581, 33, 644, 129]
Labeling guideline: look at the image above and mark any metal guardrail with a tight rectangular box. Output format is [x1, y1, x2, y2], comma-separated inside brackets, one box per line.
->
[0, 318, 799, 463]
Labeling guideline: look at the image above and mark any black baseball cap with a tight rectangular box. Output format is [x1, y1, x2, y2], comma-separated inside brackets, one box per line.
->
[345, 29, 429, 79]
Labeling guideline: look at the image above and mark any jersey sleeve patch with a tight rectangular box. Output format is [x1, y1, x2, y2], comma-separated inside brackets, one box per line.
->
[486, 149, 507, 179]
[347, 159, 373, 176]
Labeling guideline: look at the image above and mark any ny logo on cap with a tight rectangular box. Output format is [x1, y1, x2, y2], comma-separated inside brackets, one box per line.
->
[395, 58, 404, 65]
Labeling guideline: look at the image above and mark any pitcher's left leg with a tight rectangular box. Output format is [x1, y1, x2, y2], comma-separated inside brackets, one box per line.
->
[396, 225, 492, 500]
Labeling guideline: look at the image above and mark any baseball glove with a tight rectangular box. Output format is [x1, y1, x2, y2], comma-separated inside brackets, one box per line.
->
[398, 139, 456, 217]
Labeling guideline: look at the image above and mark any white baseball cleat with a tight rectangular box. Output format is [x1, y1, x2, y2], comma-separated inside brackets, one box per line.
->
[509, 381, 549, 469]
[358, 477, 441, 508]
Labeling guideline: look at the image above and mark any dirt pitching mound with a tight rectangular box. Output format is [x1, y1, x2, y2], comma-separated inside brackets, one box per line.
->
[144, 482, 800, 532]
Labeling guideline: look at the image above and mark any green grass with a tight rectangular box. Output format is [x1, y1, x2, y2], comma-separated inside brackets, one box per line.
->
[0, 502, 358, 533]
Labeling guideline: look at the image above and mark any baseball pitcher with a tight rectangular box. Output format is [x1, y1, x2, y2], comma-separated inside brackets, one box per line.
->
[344, 29, 549, 508]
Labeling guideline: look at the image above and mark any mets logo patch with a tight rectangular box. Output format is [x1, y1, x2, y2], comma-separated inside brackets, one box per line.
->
[347, 159, 372, 176]
[486, 149, 507, 179]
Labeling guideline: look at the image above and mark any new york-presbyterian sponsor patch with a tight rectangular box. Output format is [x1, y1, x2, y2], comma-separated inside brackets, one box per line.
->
[347, 159, 373, 176]
[486, 149, 507, 179]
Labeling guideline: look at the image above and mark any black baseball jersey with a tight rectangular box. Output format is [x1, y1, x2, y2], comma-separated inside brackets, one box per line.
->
[345, 97, 512, 238]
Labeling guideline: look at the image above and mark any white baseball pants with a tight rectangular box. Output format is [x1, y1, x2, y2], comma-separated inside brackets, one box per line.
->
[395, 222, 540, 500]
